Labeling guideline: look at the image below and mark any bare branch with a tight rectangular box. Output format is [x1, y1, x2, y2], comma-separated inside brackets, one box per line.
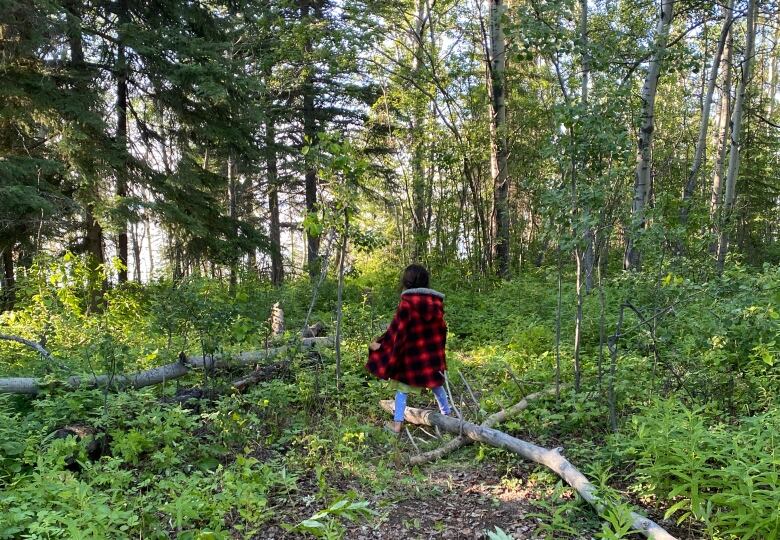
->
[0, 333, 53, 360]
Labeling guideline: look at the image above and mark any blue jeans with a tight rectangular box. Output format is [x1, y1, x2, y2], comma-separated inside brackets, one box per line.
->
[394, 386, 451, 423]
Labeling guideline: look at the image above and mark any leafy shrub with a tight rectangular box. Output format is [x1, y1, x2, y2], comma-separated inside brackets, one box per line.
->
[622, 400, 780, 539]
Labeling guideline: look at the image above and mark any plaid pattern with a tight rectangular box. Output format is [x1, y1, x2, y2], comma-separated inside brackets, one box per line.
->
[365, 290, 447, 388]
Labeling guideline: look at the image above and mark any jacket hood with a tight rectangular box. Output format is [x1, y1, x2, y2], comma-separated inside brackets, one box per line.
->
[400, 288, 445, 321]
[401, 287, 445, 299]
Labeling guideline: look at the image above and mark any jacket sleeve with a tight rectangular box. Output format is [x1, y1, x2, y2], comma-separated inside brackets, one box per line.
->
[380, 300, 409, 354]
[366, 300, 410, 380]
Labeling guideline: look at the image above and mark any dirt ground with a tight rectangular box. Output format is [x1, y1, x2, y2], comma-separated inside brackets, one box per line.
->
[258, 459, 567, 539]
[343, 464, 557, 540]
[257, 430, 688, 540]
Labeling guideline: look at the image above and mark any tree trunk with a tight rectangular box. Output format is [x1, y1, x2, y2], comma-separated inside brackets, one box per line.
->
[131, 222, 143, 283]
[768, 25, 779, 118]
[85, 207, 106, 311]
[301, 0, 321, 279]
[0, 338, 334, 395]
[115, 0, 129, 283]
[488, 0, 510, 277]
[625, 0, 674, 270]
[717, 0, 757, 272]
[84, 208, 105, 269]
[1, 248, 15, 311]
[266, 117, 284, 286]
[680, 0, 733, 227]
[227, 157, 238, 293]
[573, 248, 583, 392]
[381, 401, 678, 540]
[710, 31, 734, 224]
[67, 0, 105, 301]
[555, 239, 562, 395]
[409, 0, 430, 262]
[334, 211, 348, 390]
[579, 0, 595, 292]
[465, 158, 490, 272]
[411, 136, 428, 261]
[146, 221, 155, 278]
[571, 0, 589, 390]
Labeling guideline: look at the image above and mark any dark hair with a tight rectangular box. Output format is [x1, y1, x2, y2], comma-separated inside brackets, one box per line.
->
[401, 264, 429, 290]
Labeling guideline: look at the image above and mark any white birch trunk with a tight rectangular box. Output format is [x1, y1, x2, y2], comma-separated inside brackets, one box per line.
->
[717, 0, 758, 271]
[410, 0, 429, 261]
[488, 0, 510, 277]
[710, 30, 734, 223]
[625, 0, 674, 270]
[580, 0, 595, 292]
[680, 0, 734, 226]
[0, 338, 333, 395]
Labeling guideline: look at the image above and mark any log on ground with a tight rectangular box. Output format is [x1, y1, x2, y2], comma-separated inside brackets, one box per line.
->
[409, 386, 558, 465]
[380, 400, 677, 540]
[232, 351, 324, 393]
[0, 337, 333, 395]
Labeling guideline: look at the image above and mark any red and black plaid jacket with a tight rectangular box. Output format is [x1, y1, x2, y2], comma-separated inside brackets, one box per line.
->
[365, 288, 447, 388]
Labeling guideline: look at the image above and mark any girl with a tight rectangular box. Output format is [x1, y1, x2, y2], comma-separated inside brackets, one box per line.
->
[366, 264, 451, 434]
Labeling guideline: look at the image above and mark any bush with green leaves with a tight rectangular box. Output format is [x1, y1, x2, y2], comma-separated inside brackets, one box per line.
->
[621, 399, 780, 539]
[284, 498, 374, 539]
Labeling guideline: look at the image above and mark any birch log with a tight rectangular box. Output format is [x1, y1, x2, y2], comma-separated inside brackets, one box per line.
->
[381, 401, 678, 540]
[0, 333, 54, 360]
[0, 337, 333, 395]
[409, 386, 558, 465]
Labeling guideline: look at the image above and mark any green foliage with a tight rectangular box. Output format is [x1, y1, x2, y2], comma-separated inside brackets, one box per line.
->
[0, 386, 303, 538]
[486, 526, 514, 540]
[525, 481, 592, 537]
[3, 0, 780, 534]
[622, 400, 780, 539]
[2, 254, 780, 538]
[285, 498, 374, 539]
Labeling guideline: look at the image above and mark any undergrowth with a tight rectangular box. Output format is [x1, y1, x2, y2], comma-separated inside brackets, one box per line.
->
[0, 255, 778, 538]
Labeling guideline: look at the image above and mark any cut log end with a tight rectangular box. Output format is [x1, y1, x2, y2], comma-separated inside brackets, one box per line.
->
[302, 321, 326, 338]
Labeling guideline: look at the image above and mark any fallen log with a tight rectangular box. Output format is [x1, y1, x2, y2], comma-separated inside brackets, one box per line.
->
[0, 337, 333, 395]
[409, 387, 558, 465]
[231, 360, 291, 392]
[380, 400, 677, 540]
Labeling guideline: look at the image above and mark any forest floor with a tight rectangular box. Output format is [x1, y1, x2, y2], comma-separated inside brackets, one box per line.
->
[254, 412, 693, 540]
[258, 433, 692, 540]
[258, 420, 604, 540]
[261, 459, 557, 540]
[7, 265, 775, 538]
[343, 463, 550, 540]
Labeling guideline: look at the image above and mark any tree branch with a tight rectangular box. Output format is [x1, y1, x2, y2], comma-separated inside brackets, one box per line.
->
[0, 333, 53, 359]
